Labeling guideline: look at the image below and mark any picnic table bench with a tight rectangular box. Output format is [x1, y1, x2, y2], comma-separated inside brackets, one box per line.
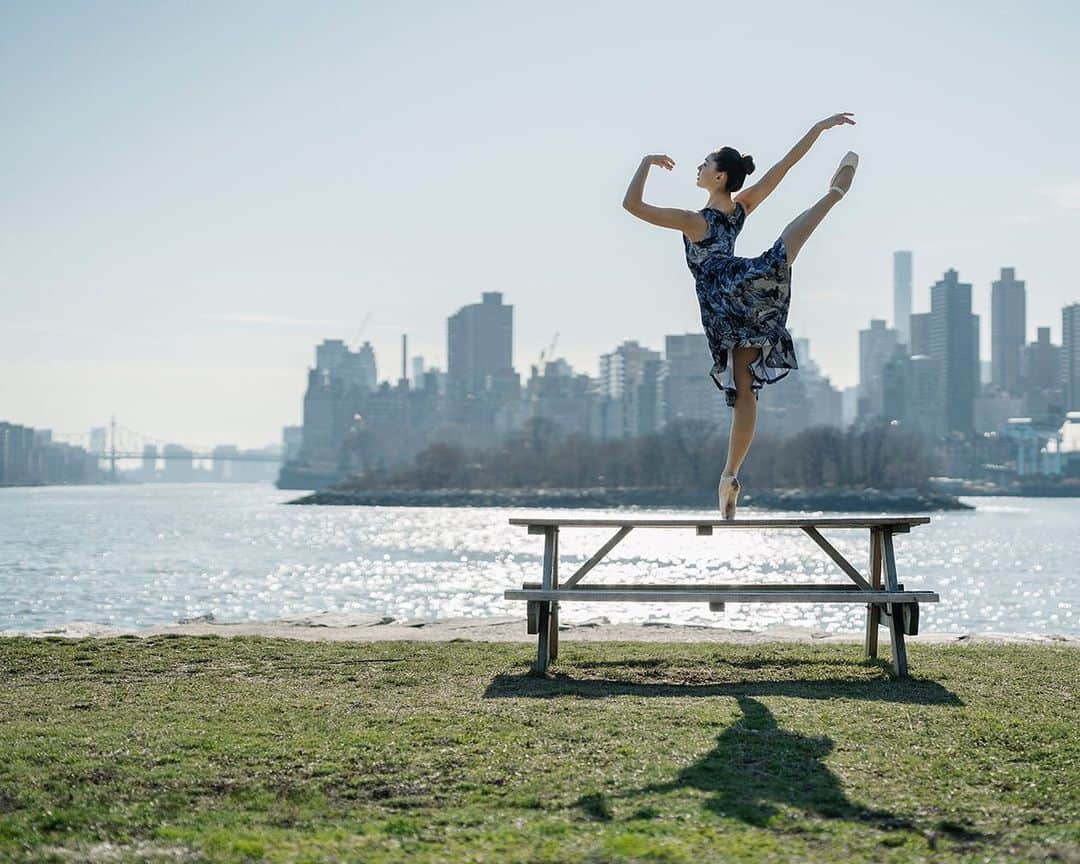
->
[504, 516, 938, 678]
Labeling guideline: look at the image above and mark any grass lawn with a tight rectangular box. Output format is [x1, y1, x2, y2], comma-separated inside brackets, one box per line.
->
[0, 636, 1077, 863]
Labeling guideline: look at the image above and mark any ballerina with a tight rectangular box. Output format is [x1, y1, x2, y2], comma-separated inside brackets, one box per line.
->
[622, 112, 858, 518]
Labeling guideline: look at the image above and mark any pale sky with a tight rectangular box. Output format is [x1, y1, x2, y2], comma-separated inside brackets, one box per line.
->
[3, 0, 1078, 449]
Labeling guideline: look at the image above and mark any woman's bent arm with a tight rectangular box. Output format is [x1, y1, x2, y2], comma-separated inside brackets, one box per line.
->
[623, 155, 702, 235]
[622, 156, 659, 209]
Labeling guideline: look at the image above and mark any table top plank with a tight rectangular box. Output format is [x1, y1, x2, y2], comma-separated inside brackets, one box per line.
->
[510, 516, 930, 529]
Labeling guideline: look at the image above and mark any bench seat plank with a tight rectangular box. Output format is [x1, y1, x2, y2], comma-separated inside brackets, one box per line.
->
[523, 581, 919, 592]
[506, 588, 939, 604]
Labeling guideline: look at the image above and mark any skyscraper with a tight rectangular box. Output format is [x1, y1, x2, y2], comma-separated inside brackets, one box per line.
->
[315, 339, 377, 391]
[858, 319, 900, 419]
[910, 312, 931, 356]
[928, 268, 979, 435]
[447, 292, 514, 399]
[1021, 326, 1064, 419]
[784, 335, 842, 430]
[661, 334, 724, 425]
[893, 251, 913, 348]
[1065, 303, 1080, 411]
[597, 340, 662, 438]
[991, 266, 1026, 395]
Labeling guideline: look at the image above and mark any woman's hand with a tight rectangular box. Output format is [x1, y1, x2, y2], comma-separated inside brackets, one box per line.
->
[814, 112, 856, 132]
[641, 154, 675, 171]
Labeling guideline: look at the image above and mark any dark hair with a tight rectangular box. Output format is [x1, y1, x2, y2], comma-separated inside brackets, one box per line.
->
[709, 146, 755, 192]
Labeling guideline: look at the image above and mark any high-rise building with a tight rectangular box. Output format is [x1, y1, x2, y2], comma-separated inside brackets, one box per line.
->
[1021, 326, 1065, 419]
[927, 268, 979, 435]
[315, 339, 377, 391]
[315, 339, 348, 373]
[883, 346, 946, 439]
[991, 266, 1026, 395]
[1065, 303, 1080, 411]
[0, 422, 97, 486]
[858, 319, 900, 419]
[841, 385, 859, 428]
[909, 355, 945, 438]
[344, 342, 377, 391]
[893, 251, 912, 348]
[447, 292, 514, 399]
[597, 340, 662, 438]
[910, 312, 931, 356]
[526, 360, 595, 437]
[785, 336, 842, 430]
[661, 334, 724, 426]
[1023, 327, 1061, 390]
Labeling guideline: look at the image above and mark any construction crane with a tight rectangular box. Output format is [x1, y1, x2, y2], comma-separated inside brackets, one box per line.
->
[537, 331, 560, 370]
[353, 310, 373, 347]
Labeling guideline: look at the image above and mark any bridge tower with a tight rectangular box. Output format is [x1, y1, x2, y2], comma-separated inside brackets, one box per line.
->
[110, 415, 118, 482]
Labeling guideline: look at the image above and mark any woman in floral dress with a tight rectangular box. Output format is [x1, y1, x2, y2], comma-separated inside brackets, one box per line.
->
[622, 111, 859, 518]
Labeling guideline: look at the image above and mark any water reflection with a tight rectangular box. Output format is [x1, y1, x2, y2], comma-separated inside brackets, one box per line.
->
[0, 485, 1074, 635]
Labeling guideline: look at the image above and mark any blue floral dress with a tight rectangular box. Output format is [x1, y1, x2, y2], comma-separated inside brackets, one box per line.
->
[683, 201, 799, 407]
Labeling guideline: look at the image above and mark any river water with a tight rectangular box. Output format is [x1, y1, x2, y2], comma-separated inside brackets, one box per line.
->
[0, 484, 1075, 636]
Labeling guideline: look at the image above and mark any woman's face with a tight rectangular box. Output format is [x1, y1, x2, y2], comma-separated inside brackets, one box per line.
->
[695, 156, 726, 191]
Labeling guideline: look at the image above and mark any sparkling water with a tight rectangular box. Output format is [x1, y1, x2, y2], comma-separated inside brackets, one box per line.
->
[0, 484, 1075, 636]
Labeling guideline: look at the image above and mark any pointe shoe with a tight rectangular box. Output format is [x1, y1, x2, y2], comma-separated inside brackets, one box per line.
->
[829, 150, 859, 197]
[718, 474, 741, 520]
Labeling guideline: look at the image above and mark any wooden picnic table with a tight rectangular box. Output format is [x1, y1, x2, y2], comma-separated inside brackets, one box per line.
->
[504, 516, 938, 678]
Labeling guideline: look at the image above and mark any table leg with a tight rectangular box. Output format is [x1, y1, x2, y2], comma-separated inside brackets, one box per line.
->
[881, 529, 908, 678]
[532, 526, 557, 676]
[864, 528, 882, 659]
[549, 528, 560, 662]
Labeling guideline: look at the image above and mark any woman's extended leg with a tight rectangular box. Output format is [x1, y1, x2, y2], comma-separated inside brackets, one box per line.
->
[722, 346, 761, 477]
[780, 160, 855, 265]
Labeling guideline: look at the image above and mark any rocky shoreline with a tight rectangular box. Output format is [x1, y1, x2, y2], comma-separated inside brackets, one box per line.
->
[286, 486, 974, 512]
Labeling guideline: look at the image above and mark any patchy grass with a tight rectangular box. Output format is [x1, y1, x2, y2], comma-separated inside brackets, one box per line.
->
[0, 636, 1076, 863]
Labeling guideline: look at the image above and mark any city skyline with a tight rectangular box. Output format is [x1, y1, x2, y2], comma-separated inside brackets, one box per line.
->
[5, 273, 1075, 485]
[3, 1, 1080, 447]
[4, 257, 1074, 452]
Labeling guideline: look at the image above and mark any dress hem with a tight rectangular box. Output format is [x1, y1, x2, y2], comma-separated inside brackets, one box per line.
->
[709, 338, 798, 407]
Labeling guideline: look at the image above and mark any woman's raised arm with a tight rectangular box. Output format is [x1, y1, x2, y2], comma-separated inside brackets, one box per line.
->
[735, 112, 855, 216]
[622, 154, 704, 236]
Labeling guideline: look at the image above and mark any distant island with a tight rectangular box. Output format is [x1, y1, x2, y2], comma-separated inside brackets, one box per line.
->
[285, 420, 979, 511]
[287, 485, 973, 512]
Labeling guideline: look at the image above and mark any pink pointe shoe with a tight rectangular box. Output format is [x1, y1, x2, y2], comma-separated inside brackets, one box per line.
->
[829, 150, 859, 197]
[718, 473, 740, 520]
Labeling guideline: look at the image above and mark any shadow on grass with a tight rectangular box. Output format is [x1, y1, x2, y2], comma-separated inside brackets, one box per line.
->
[578, 696, 946, 835]
[487, 660, 978, 841]
[483, 669, 963, 706]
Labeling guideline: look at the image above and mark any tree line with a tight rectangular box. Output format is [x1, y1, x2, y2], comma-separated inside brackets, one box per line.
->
[341, 417, 942, 492]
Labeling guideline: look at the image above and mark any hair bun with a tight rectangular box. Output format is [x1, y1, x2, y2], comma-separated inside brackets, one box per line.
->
[741, 154, 756, 175]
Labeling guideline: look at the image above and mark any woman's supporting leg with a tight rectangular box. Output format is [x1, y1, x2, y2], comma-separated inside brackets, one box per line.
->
[722, 346, 761, 477]
[780, 161, 855, 265]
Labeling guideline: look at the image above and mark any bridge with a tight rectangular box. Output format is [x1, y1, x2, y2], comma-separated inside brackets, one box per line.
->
[84, 450, 281, 462]
[52, 417, 284, 480]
